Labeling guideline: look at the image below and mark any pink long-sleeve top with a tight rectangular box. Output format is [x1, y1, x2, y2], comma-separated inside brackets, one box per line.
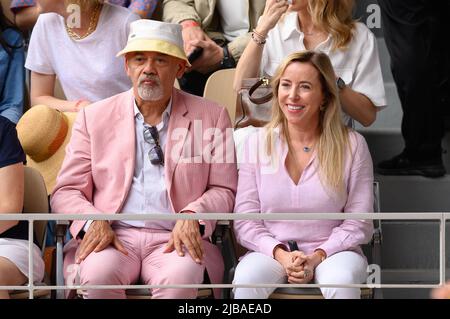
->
[234, 128, 374, 259]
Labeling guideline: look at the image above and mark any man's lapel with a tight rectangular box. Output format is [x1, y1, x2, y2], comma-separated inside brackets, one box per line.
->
[114, 89, 137, 212]
[165, 89, 191, 200]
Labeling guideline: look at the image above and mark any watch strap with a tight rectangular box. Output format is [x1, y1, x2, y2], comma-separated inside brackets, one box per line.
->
[221, 45, 236, 69]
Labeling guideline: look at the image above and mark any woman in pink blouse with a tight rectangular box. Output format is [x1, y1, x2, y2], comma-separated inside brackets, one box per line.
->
[233, 51, 374, 299]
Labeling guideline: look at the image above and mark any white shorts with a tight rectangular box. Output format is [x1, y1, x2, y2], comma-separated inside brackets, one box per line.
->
[0, 238, 45, 283]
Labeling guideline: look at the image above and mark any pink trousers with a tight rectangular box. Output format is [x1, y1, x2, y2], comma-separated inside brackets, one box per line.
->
[64, 226, 206, 299]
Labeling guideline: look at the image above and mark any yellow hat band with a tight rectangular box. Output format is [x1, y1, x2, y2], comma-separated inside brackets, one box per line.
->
[117, 39, 191, 67]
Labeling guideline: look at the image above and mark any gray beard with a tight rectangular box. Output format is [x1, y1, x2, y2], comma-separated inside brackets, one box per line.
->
[138, 83, 164, 101]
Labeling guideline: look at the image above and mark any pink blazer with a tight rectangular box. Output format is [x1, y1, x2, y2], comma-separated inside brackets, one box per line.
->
[51, 88, 238, 291]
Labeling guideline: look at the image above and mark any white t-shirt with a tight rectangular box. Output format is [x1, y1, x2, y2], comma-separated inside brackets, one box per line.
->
[216, 0, 249, 42]
[261, 12, 386, 125]
[26, 4, 139, 102]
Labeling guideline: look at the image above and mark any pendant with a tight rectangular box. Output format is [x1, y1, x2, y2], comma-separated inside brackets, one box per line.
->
[303, 146, 311, 153]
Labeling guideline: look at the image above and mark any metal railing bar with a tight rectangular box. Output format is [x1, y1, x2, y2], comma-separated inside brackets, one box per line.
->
[1, 213, 448, 221]
[0, 284, 442, 290]
[440, 215, 446, 286]
[1, 213, 446, 294]
[27, 220, 34, 300]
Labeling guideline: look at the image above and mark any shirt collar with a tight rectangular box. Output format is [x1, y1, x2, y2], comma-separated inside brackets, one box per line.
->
[133, 97, 172, 131]
[281, 12, 301, 41]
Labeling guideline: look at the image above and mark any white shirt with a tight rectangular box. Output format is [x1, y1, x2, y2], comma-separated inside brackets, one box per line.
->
[261, 12, 386, 125]
[25, 4, 139, 102]
[117, 99, 174, 230]
[216, 0, 250, 42]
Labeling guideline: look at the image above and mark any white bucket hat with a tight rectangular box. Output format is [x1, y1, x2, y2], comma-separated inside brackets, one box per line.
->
[117, 19, 190, 67]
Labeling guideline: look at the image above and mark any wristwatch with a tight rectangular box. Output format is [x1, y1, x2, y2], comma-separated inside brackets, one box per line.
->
[314, 249, 327, 262]
[336, 77, 346, 91]
[220, 45, 236, 69]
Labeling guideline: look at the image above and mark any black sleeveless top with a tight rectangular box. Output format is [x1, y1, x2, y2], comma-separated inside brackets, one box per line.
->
[0, 117, 39, 247]
[1, 220, 39, 247]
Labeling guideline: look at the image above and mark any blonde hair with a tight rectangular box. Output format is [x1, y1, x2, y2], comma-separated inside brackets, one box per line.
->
[266, 51, 350, 193]
[308, 0, 356, 50]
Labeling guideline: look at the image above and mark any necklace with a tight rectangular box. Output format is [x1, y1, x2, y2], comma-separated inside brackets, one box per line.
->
[303, 146, 312, 153]
[303, 28, 325, 37]
[65, 3, 102, 41]
[303, 30, 323, 37]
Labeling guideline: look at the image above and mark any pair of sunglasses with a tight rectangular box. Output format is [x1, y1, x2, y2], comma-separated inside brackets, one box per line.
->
[143, 126, 164, 166]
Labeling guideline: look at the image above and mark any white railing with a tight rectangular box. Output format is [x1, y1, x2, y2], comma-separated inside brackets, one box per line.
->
[0, 212, 448, 299]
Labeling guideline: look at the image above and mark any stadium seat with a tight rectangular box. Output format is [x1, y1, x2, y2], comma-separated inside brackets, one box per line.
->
[203, 68, 237, 126]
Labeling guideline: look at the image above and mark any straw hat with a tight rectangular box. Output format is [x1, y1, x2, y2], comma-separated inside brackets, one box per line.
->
[116, 19, 191, 67]
[16, 105, 77, 194]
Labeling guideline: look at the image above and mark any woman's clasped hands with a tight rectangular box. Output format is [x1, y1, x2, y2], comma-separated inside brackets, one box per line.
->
[274, 247, 317, 284]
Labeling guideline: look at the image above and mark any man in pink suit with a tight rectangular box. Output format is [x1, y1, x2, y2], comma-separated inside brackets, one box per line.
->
[50, 19, 237, 299]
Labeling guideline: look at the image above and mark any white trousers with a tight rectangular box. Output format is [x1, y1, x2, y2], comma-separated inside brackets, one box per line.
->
[233, 251, 368, 299]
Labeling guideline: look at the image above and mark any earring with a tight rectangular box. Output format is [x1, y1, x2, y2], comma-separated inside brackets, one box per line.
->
[320, 104, 326, 111]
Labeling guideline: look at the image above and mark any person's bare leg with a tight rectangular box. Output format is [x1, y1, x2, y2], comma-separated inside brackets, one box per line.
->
[0, 257, 27, 299]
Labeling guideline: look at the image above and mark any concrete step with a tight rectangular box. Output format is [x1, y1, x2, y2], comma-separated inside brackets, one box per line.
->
[357, 129, 450, 291]
[358, 130, 450, 298]
[379, 222, 449, 269]
[360, 130, 450, 174]
[381, 268, 450, 299]
[377, 229, 450, 299]
[376, 175, 450, 212]
[359, 129, 450, 212]
[360, 130, 403, 167]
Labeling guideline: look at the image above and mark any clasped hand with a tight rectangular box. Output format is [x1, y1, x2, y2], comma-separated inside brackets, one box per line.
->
[275, 249, 316, 284]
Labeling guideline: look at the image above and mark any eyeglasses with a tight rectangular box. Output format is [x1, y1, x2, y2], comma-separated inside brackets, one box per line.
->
[143, 126, 164, 166]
